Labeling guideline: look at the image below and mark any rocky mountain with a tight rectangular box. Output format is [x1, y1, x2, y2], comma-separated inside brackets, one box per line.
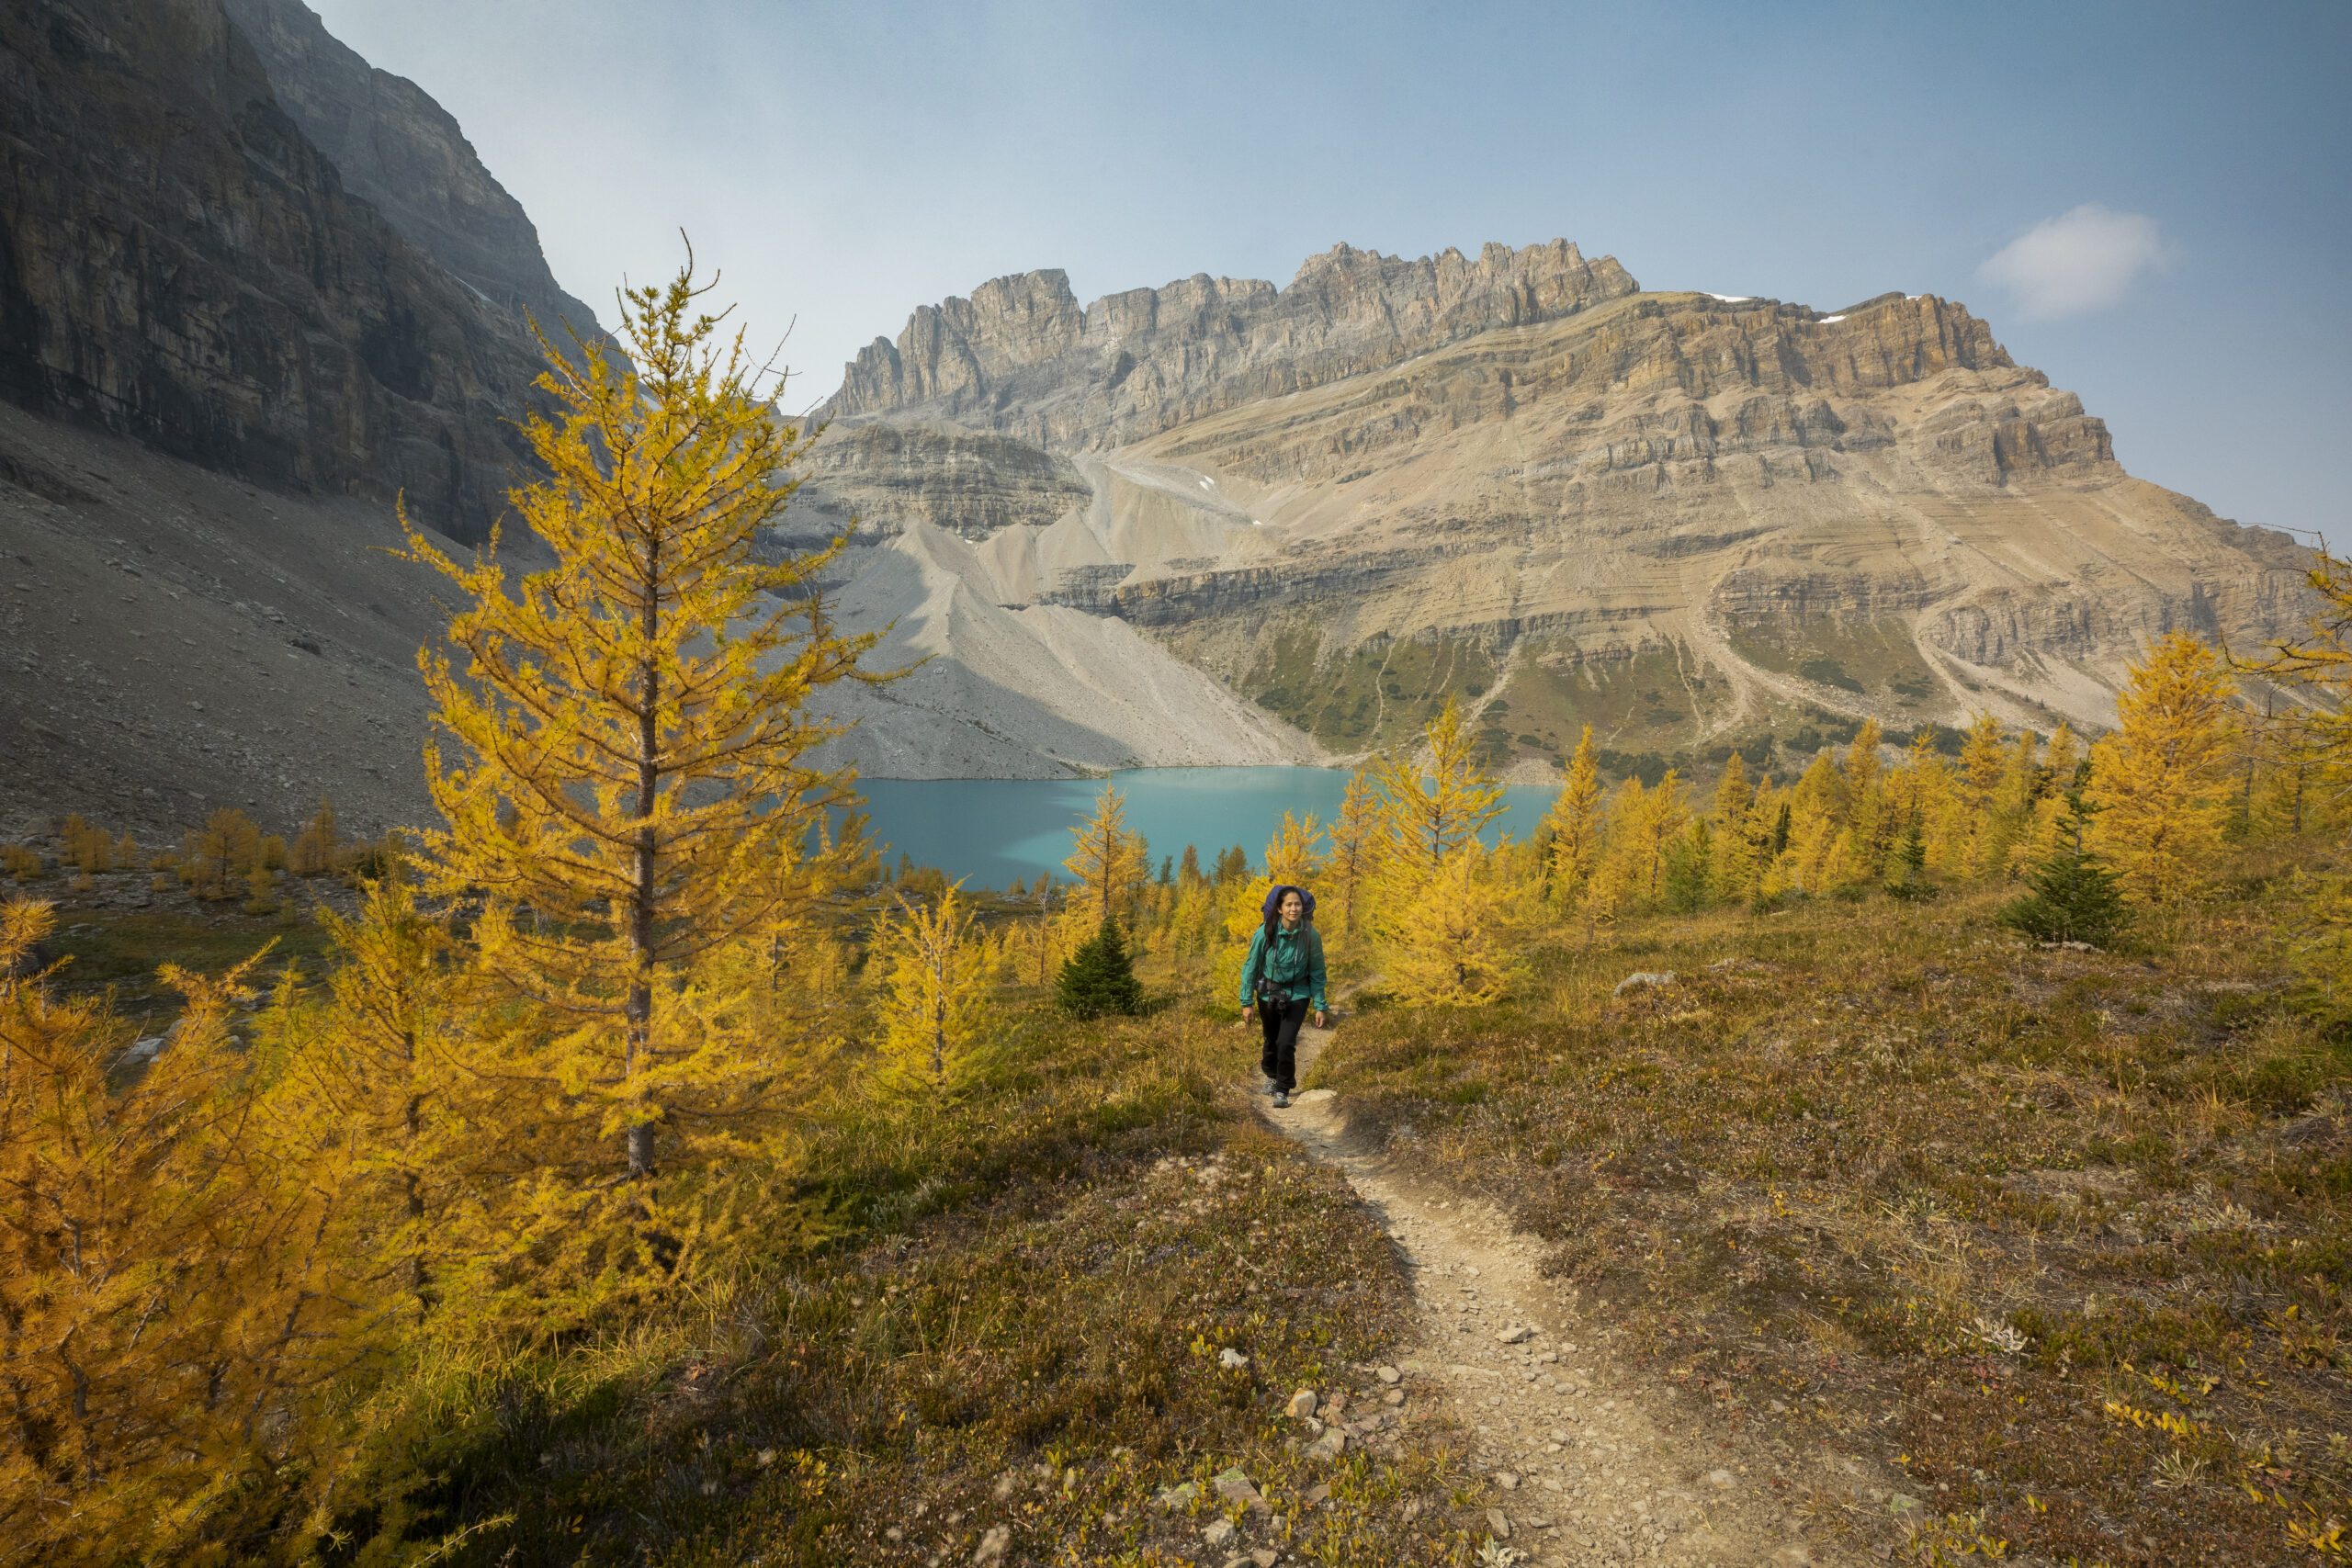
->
[831, 241, 1637, 451]
[219, 0, 605, 344]
[0, 0, 560, 543]
[0, 0, 600, 838]
[804, 245, 2312, 778]
[0, 0, 2312, 829]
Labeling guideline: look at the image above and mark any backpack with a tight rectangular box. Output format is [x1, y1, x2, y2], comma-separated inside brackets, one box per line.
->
[1260, 884, 1317, 923]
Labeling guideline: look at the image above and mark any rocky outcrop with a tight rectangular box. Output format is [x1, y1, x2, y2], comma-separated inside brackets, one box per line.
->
[0, 0, 548, 541]
[829, 240, 1639, 451]
[796, 423, 1088, 542]
[808, 254, 2312, 764]
[220, 0, 605, 343]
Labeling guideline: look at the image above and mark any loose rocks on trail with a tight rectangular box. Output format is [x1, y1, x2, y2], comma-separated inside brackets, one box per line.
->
[1258, 1010, 1858, 1566]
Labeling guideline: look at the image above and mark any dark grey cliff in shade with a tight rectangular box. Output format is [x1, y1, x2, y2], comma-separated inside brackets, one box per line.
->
[220, 0, 605, 344]
[0, 0, 552, 541]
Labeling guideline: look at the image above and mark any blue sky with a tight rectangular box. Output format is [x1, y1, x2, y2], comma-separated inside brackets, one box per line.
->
[310, 0, 2351, 544]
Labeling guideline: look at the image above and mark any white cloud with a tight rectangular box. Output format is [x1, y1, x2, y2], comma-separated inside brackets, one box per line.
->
[1979, 204, 2165, 320]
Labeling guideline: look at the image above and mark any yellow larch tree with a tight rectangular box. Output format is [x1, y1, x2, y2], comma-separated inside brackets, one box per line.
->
[1063, 784, 1150, 929]
[1787, 747, 1845, 856]
[2246, 705, 2327, 839]
[2045, 719, 2081, 782]
[2224, 554, 2352, 997]
[1952, 711, 2007, 873]
[1883, 728, 1947, 890]
[1842, 716, 1884, 811]
[1956, 711, 2007, 812]
[1168, 871, 1220, 992]
[2244, 546, 2352, 777]
[1324, 767, 1380, 934]
[290, 795, 342, 876]
[1578, 775, 1645, 926]
[1978, 728, 2041, 875]
[2012, 720, 2085, 866]
[61, 814, 111, 874]
[871, 884, 995, 1100]
[1840, 719, 1898, 882]
[276, 874, 484, 1325]
[182, 806, 262, 900]
[1607, 768, 1691, 908]
[1709, 750, 1755, 897]
[1263, 809, 1328, 886]
[1543, 725, 1605, 908]
[2086, 633, 2240, 905]
[0, 901, 361, 1564]
[1385, 843, 1524, 1008]
[1024, 873, 1084, 987]
[1371, 698, 1508, 919]
[1741, 782, 1792, 903]
[1786, 773, 1846, 895]
[399, 255, 876, 1182]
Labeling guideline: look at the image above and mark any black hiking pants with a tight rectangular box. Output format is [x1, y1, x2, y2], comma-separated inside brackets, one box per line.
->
[1259, 994, 1308, 1093]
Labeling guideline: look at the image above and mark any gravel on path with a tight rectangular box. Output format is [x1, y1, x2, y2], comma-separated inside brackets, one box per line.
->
[1256, 1010, 1849, 1568]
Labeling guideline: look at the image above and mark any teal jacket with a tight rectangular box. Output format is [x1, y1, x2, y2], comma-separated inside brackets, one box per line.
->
[1239, 922, 1328, 1012]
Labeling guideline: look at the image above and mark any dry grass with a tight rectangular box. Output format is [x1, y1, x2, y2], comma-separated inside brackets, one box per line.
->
[356, 998, 1501, 1566]
[1310, 844, 2352, 1564]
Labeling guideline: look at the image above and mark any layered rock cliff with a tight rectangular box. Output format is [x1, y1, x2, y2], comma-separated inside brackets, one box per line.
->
[808, 250, 2312, 774]
[830, 240, 1637, 450]
[0, 0, 550, 541]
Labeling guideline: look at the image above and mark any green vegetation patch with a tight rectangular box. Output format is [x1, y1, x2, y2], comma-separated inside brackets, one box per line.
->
[1500, 644, 1712, 755]
[1243, 629, 1496, 753]
[1481, 640, 1807, 775]
[41, 906, 336, 1011]
[1728, 615, 1944, 709]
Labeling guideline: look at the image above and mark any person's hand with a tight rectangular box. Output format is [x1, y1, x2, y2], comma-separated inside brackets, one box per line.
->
[1241, 1005, 1256, 1026]
[1313, 1010, 1328, 1029]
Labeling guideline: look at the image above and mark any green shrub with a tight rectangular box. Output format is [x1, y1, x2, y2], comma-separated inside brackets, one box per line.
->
[1056, 913, 1145, 1019]
[2000, 789, 2132, 946]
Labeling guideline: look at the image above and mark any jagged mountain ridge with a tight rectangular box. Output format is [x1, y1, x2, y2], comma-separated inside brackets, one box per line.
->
[802, 244, 2310, 775]
[829, 239, 1638, 451]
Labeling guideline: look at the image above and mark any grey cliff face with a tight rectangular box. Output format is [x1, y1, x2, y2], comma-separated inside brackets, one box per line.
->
[0, 0, 549, 541]
[830, 239, 1641, 451]
[220, 0, 605, 344]
[795, 423, 1090, 542]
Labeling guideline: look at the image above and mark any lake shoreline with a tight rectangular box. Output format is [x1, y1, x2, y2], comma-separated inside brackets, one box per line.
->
[845, 765, 1569, 890]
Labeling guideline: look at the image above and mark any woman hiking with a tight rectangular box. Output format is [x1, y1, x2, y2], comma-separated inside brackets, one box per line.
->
[1239, 885, 1328, 1109]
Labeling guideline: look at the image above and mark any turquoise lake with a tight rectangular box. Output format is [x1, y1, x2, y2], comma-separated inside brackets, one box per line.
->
[851, 766, 1564, 889]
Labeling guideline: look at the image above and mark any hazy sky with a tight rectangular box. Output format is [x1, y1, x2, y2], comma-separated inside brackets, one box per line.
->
[309, 0, 2350, 543]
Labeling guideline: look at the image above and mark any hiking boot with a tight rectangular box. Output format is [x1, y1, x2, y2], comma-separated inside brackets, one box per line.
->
[1272, 1090, 1290, 1109]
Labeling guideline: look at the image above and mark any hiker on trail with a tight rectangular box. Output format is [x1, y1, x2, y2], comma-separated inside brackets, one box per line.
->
[1240, 884, 1327, 1110]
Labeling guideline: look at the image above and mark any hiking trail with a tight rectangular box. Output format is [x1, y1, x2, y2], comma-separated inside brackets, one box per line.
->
[1258, 1009, 1849, 1567]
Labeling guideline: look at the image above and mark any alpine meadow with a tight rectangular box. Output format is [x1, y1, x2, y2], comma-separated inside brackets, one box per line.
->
[6, 5, 2352, 1564]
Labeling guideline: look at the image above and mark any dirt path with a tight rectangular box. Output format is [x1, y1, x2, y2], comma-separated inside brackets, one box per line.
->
[1261, 1014, 1843, 1567]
